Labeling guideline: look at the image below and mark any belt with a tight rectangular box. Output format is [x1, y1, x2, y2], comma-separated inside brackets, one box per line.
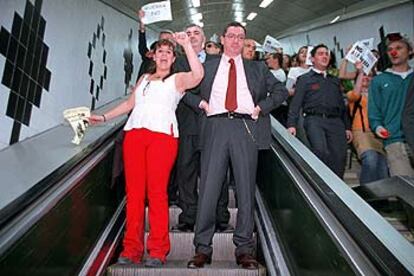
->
[208, 112, 253, 120]
[303, 111, 340, 119]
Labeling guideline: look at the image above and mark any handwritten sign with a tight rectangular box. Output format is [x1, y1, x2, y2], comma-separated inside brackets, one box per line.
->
[263, 35, 282, 53]
[142, 0, 173, 24]
[345, 42, 377, 74]
[63, 106, 90, 145]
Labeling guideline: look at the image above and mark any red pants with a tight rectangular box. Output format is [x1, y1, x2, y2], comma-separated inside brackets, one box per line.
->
[120, 128, 178, 263]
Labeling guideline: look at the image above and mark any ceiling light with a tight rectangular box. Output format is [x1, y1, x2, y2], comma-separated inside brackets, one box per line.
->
[191, 12, 203, 21]
[259, 0, 274, 8]
[192, 0, 200, 8]
[247, 12, 257, 21]
[330, 15, 340, 24]
[198, 21, 204, 28]
[241, 22, 247, 27]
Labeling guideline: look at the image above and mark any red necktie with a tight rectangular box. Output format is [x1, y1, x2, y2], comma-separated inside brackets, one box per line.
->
[225, 58, 237, 111]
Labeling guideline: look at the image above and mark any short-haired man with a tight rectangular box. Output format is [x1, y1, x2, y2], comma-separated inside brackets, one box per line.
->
[185, 22, 288, 269]
[287, 44, 352, 178]
[368, 33, 414, 176]
[242, 38, 257, 60]
[172, 24, 232, 233]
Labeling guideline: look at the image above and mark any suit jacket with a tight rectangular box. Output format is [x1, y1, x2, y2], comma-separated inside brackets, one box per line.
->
[174, 54, 219, 136]
[185, 56, 288, 149]
[402, 74, 414, 153]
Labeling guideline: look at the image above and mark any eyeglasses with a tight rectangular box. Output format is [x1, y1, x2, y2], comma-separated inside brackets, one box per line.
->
[225, 33, 245, 40]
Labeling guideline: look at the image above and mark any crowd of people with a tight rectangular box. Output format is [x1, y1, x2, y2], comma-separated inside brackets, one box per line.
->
[88, 7, 414, 270]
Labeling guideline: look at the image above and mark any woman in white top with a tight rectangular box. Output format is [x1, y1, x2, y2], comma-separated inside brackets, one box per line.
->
[286, 46, 311, 96]
[89, 33, 203, 267]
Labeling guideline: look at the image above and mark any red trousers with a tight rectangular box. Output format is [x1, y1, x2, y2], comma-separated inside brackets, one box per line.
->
[120, 128, 178, 263]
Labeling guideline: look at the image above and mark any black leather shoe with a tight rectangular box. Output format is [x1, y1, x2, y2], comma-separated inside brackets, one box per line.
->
[215, 223, 234, 233]
[187, 253, 212, 268]
[171, 223, 194, 232]
[117, 256, 135, 265]
[236, 254, 258, 270]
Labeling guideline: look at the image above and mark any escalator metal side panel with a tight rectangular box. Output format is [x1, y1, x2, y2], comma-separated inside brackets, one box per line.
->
[270, 117, 414, 275]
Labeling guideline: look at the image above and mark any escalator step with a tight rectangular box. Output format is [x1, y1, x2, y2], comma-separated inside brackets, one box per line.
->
[107, 260, 266, 276]
[141, 232, 257, 261]
[144, 207, 238, 231]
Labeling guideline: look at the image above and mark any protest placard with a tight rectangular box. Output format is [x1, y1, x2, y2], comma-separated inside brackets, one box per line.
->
[63, 106, 90, 145]
[263, 35, 282, 53]
[345, 41, 377, 74]
[359, 38, 375, 50]
[142, 0, 173, 24]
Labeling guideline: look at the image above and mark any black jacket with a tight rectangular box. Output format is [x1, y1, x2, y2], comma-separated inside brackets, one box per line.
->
[402, 74, 414, 154]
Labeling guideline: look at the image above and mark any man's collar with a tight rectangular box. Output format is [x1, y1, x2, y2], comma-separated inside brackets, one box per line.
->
[222, 53, 242, 62]
[311, 67, 327, 77]
[385, 67, 413, 79]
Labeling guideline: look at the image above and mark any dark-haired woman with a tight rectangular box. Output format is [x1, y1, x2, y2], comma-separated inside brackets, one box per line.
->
[89, 33, 203, 267]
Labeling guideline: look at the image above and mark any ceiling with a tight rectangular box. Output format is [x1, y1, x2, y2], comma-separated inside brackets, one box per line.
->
[101, 0, 396, 42]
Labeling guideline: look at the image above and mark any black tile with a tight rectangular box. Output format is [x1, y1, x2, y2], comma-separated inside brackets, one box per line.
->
[28, 80, 35, 103]
[34, 37, 43, 61]
[91, 97, 95, 111]
[100, 76, 103, 89]
[16, 43, 26, 69]
[12, 68, 22, 92]
[23, 102, 32, 126]
[88, 61, 93, 76]
[2, 60, 14, 87]
[87, 42, 91, 58]
[103, 50, 106, 63]
[44, 69, 50, 91]
[20, 73, 29, 99]
[33, 84, 42, 107]
[101, 16, 104, 29]
[97, 24, 100, 39]
[38, 17, 45, 39]
[6, 91, 18, 118]
[38, 65, 45, 85]
[102, 33, 105, 47]
[92, 33, 96, 48]
[27, 31, 36, 53]
[9, 121, 21, 145]
[24, 1, 34, 25]
[7, 36, 18, 63]
[20, 22, 30, 46]
[16, 95, 25, 122]
[104, 66, 107, 79]
[31, 62, 40, 82]
[12, 13, 22, 39]
[34, 0, 43, 12]
[31, 9, 40, 34]
[41, 44, 48, 66]
[0, 27, 10, 56]
[24, 53, 33, 73]
[96, 85, 100, 100]
[89, 79, 94, 94]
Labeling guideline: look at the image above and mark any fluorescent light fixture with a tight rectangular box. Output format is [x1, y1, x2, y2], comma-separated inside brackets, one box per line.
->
[259, 0, 273, 8]
[198, 21, 204, 28]
[191, 12, 203, 21]
[241, 22, 247, 27]
[330, 15, 340, 24]
[192, 0, 200, 8]
[247, 12, 257, 21]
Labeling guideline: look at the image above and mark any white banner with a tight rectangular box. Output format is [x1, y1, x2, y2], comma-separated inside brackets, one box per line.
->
[142, 0, 173, 25]
[345, 42, 377, 74]
[305, 46, 314, 66]
[262, 35, 282, 53]
[63, 106, 90, 145]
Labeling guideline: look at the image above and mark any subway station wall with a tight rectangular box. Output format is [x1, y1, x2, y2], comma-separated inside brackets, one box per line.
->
[279, 2, 414, 61]
[0, 0, 158, 150]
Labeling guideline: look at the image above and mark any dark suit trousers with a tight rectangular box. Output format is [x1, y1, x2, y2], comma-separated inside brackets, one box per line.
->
[304, 116, 347, 178]
[175, 135, 230, 225]
[194, 117, 257, 257]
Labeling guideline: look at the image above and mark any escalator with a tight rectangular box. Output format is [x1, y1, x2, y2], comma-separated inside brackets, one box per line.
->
[0, 116, 413, 275]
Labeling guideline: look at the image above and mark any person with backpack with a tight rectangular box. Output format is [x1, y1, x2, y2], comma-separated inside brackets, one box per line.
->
[347, 62, 389, 184]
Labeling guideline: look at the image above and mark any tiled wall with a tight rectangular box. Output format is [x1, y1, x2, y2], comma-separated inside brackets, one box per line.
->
[0, 0, 158, 150]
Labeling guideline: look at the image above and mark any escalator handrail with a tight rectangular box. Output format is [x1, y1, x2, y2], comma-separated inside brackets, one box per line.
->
[270, 117, 414, 274]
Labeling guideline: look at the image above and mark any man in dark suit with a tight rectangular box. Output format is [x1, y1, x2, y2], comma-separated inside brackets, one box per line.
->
[186, 22, 288, 269]
[172, 24, 231, 233]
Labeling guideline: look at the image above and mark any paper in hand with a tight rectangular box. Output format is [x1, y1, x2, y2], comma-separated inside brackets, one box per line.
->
[63, 106, 90, 145]
[142, 0, 173, 24]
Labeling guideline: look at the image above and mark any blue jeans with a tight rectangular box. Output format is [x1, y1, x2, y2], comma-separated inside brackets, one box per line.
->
[359, 150, 389, 184]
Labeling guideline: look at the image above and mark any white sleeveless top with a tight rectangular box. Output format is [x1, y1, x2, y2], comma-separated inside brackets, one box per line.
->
[124, 74, 184, 137]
